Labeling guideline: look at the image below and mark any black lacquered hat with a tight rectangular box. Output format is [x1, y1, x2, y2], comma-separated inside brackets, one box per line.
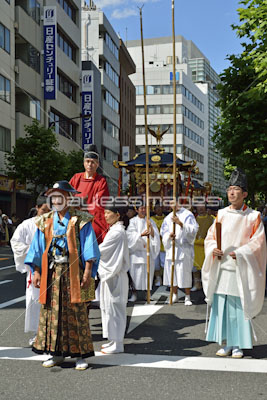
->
[228, 168, 248, 191]
[84, 144, 99, 160]
[45, 181, 81, 195]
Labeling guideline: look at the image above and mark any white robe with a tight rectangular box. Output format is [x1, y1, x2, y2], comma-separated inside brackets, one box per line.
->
[98, 222, 130, 342]
[127, 216, 160, 290]
[161, 208, 199, 288]
[10, 217, 41, 333]
[202, 205, 267, 320]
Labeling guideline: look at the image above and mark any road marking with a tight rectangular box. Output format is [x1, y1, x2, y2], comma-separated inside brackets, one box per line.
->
[127, 287, 185, 333]
[0, 265, 15, 271]
[0, 280, 12, 285]
[0, 347, 266, 374]
[0, 296, 26, 309]
[127, 303, 163, 333]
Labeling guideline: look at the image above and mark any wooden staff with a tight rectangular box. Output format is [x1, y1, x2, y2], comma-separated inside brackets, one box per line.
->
[170, 0, 177, 305]
[139, 6, 151, 303]
[216, 222, 222, 260]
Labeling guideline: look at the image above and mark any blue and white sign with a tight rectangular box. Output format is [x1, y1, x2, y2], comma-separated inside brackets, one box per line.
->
[170, 71, 180, 83]
[81, 71, 94, 150]
[43, 6, 57, 100]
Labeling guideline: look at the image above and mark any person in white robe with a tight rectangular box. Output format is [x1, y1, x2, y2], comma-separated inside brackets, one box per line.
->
[10, 193, 50, 345]
[161, 203, 199, 305]
[127, 204, 160, 302]
[98, 203, 130, 354]
[202, 168, 267, 358]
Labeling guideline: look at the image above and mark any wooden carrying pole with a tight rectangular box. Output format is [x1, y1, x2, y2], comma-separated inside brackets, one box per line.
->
[170, 0, 177, 305]
[216, 222, 222, 260]
[139, 6, 151, 303]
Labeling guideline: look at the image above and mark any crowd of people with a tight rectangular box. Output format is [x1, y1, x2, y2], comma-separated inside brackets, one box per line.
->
[8, 146, 267, 370]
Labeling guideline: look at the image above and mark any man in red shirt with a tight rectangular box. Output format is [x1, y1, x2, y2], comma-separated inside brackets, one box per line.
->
[70, 145, 109, 244]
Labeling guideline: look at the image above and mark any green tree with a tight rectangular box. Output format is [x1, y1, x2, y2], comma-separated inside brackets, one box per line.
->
[62, 149, 84, 181]
[213, 1, 267, 205]
[233, 0, 267, 93]
[5, 120, 66, 199]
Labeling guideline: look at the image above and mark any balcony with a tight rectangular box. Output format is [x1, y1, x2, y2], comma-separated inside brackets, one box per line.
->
[15, 5, 42, 50]
[15, 58, 41, 98]
[15, 111, 33, 139]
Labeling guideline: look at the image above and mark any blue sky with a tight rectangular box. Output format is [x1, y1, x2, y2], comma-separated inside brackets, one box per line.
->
[91, 0, 243, 74]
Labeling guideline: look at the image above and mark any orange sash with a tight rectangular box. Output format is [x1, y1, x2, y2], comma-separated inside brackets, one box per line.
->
[39, 216, 81, 305]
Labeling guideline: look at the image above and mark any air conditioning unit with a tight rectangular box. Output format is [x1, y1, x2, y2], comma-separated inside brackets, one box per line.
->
[14, 21, 19, 30]
[14, 65, 19, 74]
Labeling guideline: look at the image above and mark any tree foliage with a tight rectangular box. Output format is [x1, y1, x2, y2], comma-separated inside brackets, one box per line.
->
[5, 120, 80, 198]
[62, 149, 84, 181]
[213, 1, 267, 204]
[233, 0, 267, 93]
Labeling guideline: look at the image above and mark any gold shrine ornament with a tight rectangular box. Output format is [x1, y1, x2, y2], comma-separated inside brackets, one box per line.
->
[151, 155, 161, 162]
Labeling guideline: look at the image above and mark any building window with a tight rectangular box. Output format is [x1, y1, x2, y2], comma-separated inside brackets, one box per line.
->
[28, 0, 41, 24]
[0, 75, 11, 103]
[49, 109, 77, 142]
[30, 99, 40, 120]
[57, 71, 76, 102]
[16, 0, 41, 24]
[0, 23, 10, 53]
[105, 33, 119, 60]
[135, 84, 204, 112]
[0, 126, 11, 152]
[102, 146, 118, 163]
[184, 146, 204, 164]
[57, 30, 76, 63]
[103, 118, 119, 140]
[57, 0, 76, 23]
[136, 104, 204, 129]
[105, 62, 119, 87]
[16, 42, 40, 73]
[104, 90, 119, 113]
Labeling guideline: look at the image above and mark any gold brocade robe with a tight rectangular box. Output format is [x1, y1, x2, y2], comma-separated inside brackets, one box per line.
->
[194, 214, 214, 270]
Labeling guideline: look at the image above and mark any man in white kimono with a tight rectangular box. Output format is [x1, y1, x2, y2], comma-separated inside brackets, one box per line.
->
[98, 203, 130, 354]
[10, 193, 50, 345]
[202, 168, 267, 358]
[161, 202, 199, 305]
[127, 203, 160, 302]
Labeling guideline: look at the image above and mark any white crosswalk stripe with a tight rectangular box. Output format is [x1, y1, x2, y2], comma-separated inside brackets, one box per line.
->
[0, 347, 266, 374]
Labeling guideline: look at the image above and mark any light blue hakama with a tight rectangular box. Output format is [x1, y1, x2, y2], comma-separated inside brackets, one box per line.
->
[206, 293, 252, 349]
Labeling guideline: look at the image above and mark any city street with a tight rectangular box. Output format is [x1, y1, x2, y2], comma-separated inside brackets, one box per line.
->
[1, 247, 267, 400]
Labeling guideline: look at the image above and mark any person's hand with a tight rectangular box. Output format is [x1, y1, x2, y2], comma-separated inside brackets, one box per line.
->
[172, 216, 183, 228]
[169, 232, 176, 239]
[81, 270, 91, 289]
[229, 251, 236, 260]
[141, 229, 150, 237]
[33, 271, 41, 288]
[213, 248, 223, 257]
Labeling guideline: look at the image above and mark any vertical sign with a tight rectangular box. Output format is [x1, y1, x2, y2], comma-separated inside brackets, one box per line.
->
[122, 146, 130, 191]
[44, 6, 57, 100]
[81, 70, 94, 150]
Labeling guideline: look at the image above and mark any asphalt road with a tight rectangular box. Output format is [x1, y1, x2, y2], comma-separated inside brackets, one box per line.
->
[1, 246, 267, 400]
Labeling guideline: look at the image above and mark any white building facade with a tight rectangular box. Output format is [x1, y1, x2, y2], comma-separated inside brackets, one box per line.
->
[127, 36, 225, 191]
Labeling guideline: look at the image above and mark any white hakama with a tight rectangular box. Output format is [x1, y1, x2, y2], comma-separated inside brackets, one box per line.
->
[10, 217, 41, 333]
[161, 208, 198, 288]
[127, 216, 160, 290]
[98, 222, 130, 342]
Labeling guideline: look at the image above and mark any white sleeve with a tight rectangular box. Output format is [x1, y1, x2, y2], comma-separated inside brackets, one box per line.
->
[10, 222, 30, 274]
[127, 219, 146, 252]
